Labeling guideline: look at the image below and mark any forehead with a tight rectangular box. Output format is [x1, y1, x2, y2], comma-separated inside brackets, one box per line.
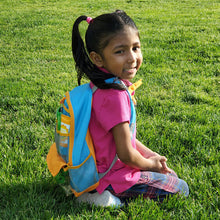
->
[107, 26, 140, 48]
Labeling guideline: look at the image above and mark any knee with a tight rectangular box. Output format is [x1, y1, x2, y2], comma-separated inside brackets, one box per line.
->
[179, 179, 189, 197]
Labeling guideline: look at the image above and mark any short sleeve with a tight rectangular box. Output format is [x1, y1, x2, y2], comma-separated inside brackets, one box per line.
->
[95, 90, 131, 132]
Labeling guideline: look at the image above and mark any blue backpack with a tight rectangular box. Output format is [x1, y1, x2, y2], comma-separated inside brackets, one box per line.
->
[46, 78, 142, 197]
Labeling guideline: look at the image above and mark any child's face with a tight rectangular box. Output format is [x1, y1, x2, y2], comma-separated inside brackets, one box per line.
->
[99, 26, 142, 80]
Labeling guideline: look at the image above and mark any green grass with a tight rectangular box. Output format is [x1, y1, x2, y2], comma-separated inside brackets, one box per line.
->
[0, 0, 219, 219]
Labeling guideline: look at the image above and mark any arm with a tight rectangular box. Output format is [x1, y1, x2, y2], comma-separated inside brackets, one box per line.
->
[135, 139, 171, 173]
[135, 139, 159, 158]
[112, 122, 171, 173]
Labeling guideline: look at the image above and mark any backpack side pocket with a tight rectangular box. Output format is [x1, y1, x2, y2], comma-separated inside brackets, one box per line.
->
[55, 107, 71, 163]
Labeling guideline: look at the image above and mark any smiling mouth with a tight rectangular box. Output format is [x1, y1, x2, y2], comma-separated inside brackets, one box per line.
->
[124, 67, 137, 73]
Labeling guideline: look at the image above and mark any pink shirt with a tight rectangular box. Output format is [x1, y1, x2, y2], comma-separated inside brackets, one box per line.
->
[89, 82, 141, 194]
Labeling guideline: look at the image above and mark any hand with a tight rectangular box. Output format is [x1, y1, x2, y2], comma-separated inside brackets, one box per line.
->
[148, 155, 172, 174]
[160, 160, 172, 174]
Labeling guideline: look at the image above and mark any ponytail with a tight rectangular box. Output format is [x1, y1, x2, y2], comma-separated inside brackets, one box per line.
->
[72, 16, 94, 86]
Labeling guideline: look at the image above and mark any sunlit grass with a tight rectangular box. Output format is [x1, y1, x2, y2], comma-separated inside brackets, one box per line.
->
[0, 0, 219, 219]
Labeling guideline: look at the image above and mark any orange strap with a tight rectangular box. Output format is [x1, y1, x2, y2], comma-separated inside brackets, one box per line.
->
[128, 79, 142, 105]
[46, 143, 67, 177]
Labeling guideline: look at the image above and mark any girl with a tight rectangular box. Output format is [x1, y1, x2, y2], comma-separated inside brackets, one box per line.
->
[72, 10, 189, 207]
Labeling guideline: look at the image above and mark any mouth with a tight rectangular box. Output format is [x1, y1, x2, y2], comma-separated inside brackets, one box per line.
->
[124, 67, 137, 74]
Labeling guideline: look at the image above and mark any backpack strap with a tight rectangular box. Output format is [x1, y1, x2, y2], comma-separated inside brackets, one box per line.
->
[98, 155, 119, 179]
[92, 85, 98, 94]
[91, 84, 118, 179]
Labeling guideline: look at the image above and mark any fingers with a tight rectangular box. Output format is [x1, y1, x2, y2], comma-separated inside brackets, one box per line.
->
[148, 155, 172, 173]
[161, 161, 172, 173]
[159, 156, 171, 173]
[160, 156, 167, 162]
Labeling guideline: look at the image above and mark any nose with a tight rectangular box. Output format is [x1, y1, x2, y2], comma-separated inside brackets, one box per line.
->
[127, 50, 136, 63]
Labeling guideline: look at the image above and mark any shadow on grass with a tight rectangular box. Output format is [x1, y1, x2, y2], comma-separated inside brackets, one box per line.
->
[0, 179, 96, 219]
[0, 179, 199, 219]
[1, 179, 166, 219]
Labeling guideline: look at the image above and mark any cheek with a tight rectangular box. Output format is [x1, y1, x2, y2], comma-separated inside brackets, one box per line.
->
[137, 54, 143, 67]
[139, 52, 143, 62]
[111, 58, 123, 68]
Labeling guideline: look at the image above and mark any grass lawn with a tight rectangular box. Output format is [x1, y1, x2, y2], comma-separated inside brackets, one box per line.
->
[0, 0, 219, 219]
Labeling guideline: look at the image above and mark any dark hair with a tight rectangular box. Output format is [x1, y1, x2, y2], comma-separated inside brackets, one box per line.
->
[72, 10, 138, 89]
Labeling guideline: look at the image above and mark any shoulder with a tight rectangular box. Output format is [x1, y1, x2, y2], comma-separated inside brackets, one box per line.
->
[89, 81, 132, 110]
[96, 88, 130, 106]
[91, 87, 131, 132]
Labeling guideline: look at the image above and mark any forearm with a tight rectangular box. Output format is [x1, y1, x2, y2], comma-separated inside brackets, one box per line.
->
[119, 147, 171, 173]
[135, 139, 159, 158]
[135, 139, 171, 173]
[119, 146, 156, 170]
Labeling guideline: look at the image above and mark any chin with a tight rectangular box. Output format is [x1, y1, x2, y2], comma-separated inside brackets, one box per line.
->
[125, 74, 136, 80]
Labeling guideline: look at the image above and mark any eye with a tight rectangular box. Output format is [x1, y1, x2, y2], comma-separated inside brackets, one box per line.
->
[115, 50, 124, 54]
[133, 46, 140, 52]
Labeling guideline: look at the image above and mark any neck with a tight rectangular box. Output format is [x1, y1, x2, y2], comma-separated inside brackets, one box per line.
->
[97, 66, 110, 73]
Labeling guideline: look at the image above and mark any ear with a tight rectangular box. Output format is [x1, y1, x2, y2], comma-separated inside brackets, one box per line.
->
[89, 51, 104, 67]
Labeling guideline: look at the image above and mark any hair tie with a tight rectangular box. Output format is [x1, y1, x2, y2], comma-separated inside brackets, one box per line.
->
[86, 17, 93, 24]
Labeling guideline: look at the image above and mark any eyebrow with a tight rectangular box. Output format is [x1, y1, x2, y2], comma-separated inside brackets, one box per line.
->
[113, 42, 141, 50]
